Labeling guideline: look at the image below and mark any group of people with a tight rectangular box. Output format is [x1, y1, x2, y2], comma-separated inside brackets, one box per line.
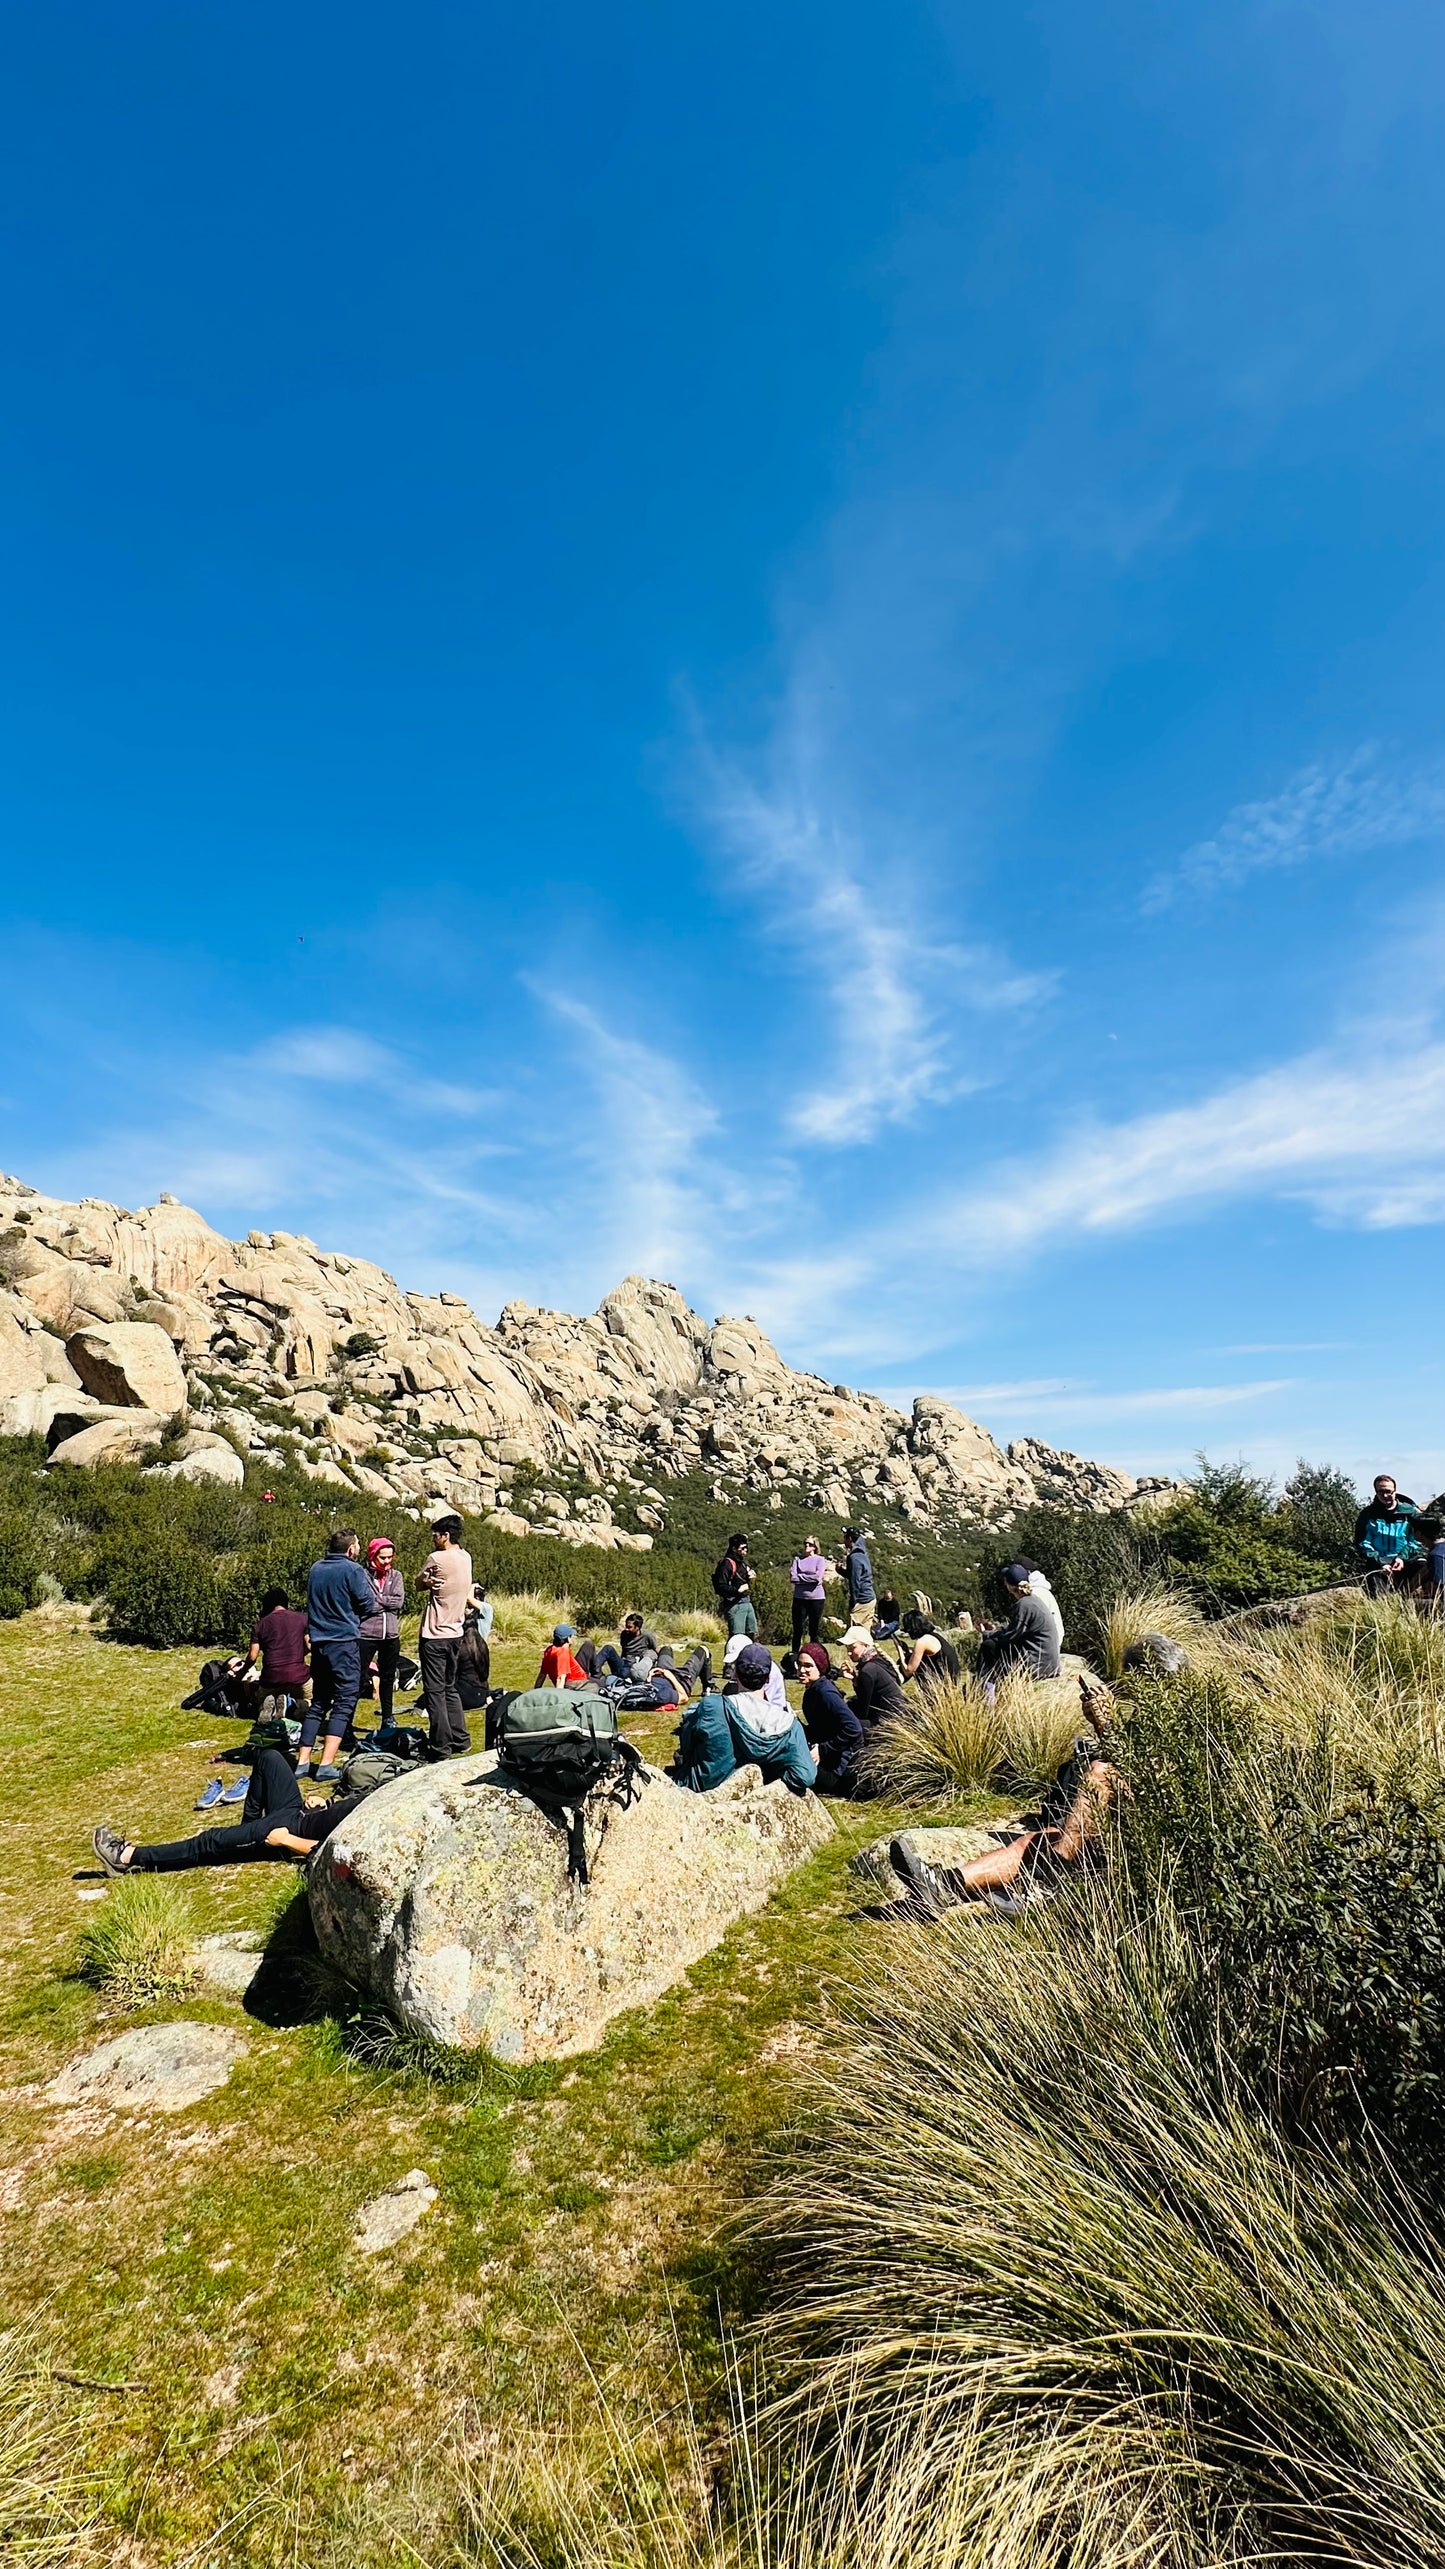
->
[244, 1515, 496, 1775]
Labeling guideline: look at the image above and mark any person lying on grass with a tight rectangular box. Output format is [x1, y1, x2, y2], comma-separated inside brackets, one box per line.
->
[92, 1749, 364, 1875]
[887, 1675, 1127, 1919]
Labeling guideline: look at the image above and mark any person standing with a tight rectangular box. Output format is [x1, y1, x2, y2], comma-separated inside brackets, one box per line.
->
[788, 1536, 828, 1655]
[712, 1534, 757, 1639]
[842, 1527, 876, 1625]
[302, 1531, 376, 1780]
[417, 1514, 474, 1758]
[1353, 1476, 1422, 1596]
[358, 1537, 404, 1729]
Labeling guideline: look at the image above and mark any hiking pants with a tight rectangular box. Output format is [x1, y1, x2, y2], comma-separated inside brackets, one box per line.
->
[726, 1600, 758, 1640]
[305, 1637, 361, 1749]
[359, 1635, 400, 1721]
[791, 1595, 824, 1652]
[420, 1635, 470, 1755]
[128, 1752, 364, 1871]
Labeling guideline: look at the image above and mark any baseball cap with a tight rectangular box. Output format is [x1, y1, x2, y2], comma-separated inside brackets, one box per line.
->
[553, 1623, 576, 1643]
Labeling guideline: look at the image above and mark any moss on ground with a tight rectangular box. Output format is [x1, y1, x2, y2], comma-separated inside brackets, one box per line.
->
[0, 1606, 999, 2564]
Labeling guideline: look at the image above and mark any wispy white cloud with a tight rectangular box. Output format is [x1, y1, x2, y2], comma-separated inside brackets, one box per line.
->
[929, 1377, 1293, 1419]
[697, 708, 1052, 1146]
[929, 1037, 1445, 1268]
[1144, 747, 1445, 910]
[257, 1030, 495, 1118]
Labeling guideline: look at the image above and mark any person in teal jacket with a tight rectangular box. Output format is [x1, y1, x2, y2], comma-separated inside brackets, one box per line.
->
[1353, 1476, 1422, 1594]
[674, 1644, 816, 1795]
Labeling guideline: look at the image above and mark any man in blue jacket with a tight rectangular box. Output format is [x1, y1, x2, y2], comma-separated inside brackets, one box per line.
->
[302, 1529, 376, 1781]
[842, 1527, 876, 1623]
[1353, 1476, 1422, 1595]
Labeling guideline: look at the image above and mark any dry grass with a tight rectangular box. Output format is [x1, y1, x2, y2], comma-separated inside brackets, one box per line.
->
[0, 2326, 91, 2562]
[758, 1893, 1445, 2567]
[1096, 1582, 1208, 1681]
[863, 1670, 1084, 1804]
[1217, 1593, 1445, 1784]
[485, 1591, 724, 1653]
[73, 1876, 197, 2009]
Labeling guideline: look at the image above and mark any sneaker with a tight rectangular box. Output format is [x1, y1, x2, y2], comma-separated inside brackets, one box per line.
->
[887, 1836, 950, 1920]
[312, 1764, 343, 1784]
[92, 1825, 128, 1876]
[219, 1775, 250, 1804]
[194, 1778, 224, 1811]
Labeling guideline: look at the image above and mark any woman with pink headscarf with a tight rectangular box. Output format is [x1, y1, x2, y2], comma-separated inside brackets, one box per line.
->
[359, 1536, 404, 1730]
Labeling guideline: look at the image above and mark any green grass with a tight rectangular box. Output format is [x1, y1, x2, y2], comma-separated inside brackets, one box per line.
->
[0, 1602, 958, 2566]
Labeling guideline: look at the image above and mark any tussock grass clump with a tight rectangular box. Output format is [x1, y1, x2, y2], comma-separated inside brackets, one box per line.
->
[1221, 1593, 1445, 1783]
[864, 1670, 1082, 1803]
[1097, 1579, 1207, 1680]
[764, 1895, 1445, 2567]
[75, 1876, 196, 2008]
[487, 1589, 578, 1651]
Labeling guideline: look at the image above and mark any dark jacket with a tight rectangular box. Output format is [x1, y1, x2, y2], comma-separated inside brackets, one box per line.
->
[851, 1650, 906, 1725]
[712, 1552, 752, 1609]
[1353, 1498, 1421, 1566]
[977, 1592, 1061, 1680]
[803, 1676, 866, 1774]
[844, 1539, 876, 1610]
[306, 1555, 377, 1644]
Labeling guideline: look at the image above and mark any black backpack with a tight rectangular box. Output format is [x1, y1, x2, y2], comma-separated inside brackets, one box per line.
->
[494, 1687, 646, 1883]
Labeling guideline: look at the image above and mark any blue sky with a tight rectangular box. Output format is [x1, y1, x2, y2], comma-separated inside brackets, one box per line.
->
[2, 0, 1443, 1496]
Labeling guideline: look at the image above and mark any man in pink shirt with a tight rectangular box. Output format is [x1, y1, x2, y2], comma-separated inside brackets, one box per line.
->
[417, 1513, 474, 1757]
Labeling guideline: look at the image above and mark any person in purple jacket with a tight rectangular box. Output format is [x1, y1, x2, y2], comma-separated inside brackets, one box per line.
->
[789, 1535, 829, 1655]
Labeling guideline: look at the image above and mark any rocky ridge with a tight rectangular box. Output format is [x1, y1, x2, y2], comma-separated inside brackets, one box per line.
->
[0, 1176, 1170, 1542]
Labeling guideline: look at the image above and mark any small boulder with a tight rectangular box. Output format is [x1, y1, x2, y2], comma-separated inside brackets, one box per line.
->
[353, 2168, 439, 2255]
[159, 1444, 245, 1488]
[47, 2023, 245, 2111]
[47, 1410, 168, 1468]
[66, 1320, 187, 1414]
[189, 1933, 264, 1995]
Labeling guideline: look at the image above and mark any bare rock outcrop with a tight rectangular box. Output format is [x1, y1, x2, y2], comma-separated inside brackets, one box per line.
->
[0, 1173, 1161, 1531]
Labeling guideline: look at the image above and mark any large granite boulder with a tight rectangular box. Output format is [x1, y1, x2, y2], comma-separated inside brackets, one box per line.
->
[66, 1320, 187, 1413]
[309, 1753, 833, 2061]
[47, 1409, 168, 1467]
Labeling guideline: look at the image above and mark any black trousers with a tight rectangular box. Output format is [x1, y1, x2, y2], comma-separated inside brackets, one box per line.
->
[791, 1595, 824, 1652]
[359, 1634, 401, 1720]
[420, 1635, 470, 1755]
[129, 1751, 364, 1871]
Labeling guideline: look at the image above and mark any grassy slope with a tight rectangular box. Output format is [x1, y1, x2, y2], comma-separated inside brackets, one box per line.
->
[0, 1606, 994, 2566]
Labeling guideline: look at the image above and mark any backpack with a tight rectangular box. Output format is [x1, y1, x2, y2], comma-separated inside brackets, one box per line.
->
[494, 1687, 647, 1883]
[182, 1658, 247, 1715]
[241, 1710, 301, 1760]
[338, 1745, 415, 1800]
[712, 1554, 739, 1605]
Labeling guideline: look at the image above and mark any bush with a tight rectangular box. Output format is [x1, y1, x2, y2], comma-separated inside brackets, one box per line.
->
[0, 1506, 41, 1620]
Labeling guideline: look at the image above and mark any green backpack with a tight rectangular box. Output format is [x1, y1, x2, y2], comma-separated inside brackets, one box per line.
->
[494, 1688, 646, 1882]
[338, 1746, 415, 1800]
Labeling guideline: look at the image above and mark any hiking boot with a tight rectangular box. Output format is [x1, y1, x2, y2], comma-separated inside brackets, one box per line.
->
[312, 1763, 343, 1784]
[92, 1825, 128, 1876]
[888, 1836, 951, 1920]
[194, 1778, 224, 1811]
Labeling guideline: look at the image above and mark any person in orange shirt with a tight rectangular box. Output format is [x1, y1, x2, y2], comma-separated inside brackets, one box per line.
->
[536, 1622, 588, 1687]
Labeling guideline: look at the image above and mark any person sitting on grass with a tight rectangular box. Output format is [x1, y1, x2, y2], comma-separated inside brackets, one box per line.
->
[592, 1612, 658, 1679]
[92, 1749, 364, 1875]
[798, 1641, 867, 1796]
[870, 1591, 903, 1643]
[887, 1677, 1126, 1920]
[723, 1629, 789, 1711]
[536, 1623, 590, 1687]
[975, 1564, 1063, 1683]
[673, 1643, 816, 1796]
[640, 1644, 713, 1707]
[899, 1610, 962, 1695]
[844, 1627, 907, 1726]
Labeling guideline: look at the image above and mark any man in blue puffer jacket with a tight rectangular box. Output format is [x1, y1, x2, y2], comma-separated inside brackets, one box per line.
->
[1353, 1475, 1422, 1594]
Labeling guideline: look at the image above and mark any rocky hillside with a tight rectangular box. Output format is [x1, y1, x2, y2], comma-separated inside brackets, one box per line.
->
[0, 1176, 1169, 1548]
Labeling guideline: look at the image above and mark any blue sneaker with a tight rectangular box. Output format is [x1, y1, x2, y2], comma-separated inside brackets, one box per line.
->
[220, 1775, 249, 1805]
[194, 1778, 224, 1811]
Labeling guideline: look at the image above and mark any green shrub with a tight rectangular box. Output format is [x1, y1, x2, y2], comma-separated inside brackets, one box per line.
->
[0, 1506, 41, 1620]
